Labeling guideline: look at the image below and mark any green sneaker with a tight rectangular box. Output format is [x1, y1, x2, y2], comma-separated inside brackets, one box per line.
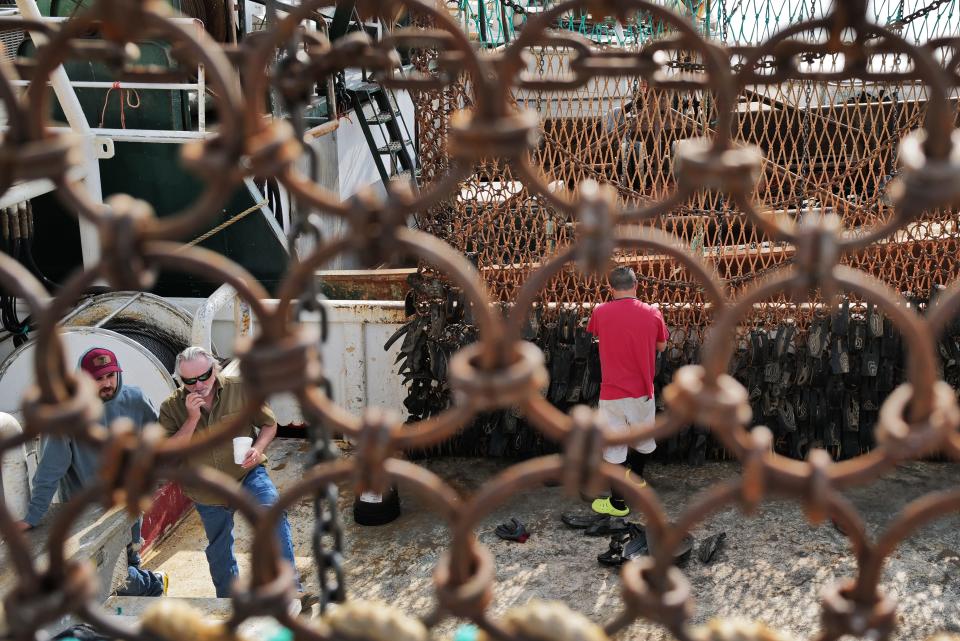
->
[591, 497, 629, 517]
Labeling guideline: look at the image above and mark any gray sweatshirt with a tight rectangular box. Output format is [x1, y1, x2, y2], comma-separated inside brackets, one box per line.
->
[24, 376, 159, 526]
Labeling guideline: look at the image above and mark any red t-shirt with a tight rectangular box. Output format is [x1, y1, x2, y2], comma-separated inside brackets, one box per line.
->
[586, 298, 669, 400]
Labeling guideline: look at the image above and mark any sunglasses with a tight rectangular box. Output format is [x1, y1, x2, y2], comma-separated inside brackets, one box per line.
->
[180, 365, 214, 386]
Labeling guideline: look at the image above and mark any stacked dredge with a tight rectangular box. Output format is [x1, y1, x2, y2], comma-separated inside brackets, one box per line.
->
[396, 0, 960, 460]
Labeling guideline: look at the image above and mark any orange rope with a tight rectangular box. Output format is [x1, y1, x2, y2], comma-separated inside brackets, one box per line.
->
[99, 81, 142, 129]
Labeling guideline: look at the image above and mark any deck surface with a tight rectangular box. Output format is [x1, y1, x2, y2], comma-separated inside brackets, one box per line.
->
[145, 439, 960, 639]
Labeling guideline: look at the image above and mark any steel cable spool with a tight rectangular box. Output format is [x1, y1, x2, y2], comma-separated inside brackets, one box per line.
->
[100, 319, 186, 375]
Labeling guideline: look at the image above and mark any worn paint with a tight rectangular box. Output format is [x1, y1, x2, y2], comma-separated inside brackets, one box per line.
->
[141, 482, 193, 551]
[63, 292, 194, 347]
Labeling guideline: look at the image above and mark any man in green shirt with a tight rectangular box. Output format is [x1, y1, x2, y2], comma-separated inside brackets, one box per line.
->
[158, 346, 299, 598]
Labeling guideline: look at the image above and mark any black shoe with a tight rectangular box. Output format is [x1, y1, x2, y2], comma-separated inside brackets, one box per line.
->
[561, 512, 604, 529]
[621, 526, 649, 561]
[494, 518, 529, 543]
[697, 532, 726, 564]
[585, 516, 632, 537]
[597, 531, 631, 567]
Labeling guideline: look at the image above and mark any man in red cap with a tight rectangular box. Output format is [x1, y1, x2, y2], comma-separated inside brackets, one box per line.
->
[81, 347, 123, 400]
[16, 346, 169, 597]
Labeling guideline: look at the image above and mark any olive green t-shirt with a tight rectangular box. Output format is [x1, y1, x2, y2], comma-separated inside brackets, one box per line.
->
[158, 375, 276, 506]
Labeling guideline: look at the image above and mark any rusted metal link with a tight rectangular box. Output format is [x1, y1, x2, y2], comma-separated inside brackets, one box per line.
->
[562, 405, 608, 499]
[620, 558, 692, 636]
[352, 408, 400, 496]
[434, 541, 496, 622]
[237, 330, 324, 397]
[3, 560, 97, 639]
[662, 365, 752, 435]
[96, 419, 162, 514]
[875, 382, 960, 457]
[447, 340, 549, 412]
[97, 195, 159, 291]
[2, 0, 960, 639]
[229, 562, 299, 627]
[819, 579, 897, 641]
[20, 373, 103, 439]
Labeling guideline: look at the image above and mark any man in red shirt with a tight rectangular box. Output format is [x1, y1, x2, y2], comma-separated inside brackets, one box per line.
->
[586, 266, 668, 517]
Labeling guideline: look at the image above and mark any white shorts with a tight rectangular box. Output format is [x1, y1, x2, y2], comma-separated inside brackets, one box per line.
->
[599, 396, 657, 464]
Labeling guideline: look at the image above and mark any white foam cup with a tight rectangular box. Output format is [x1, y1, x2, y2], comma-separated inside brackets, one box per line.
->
[233, 436, 253, 464]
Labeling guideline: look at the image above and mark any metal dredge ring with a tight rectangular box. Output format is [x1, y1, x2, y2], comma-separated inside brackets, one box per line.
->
[449, 454, 670, 630]
[875, 382, 960, 458]
[633, 480, 872, 640]
[1, 0, 960, 638]
[249, 459, 461, 636]
[496, 0, 738, 215]
[662, 365, 753, 435]
[819, 578, 898, 641]
[732, 16, 956, 249]
[24, 3, 245, 241]
[274, 227, 500, 449]
[699, 264, 941, 491]
[0, 47, 36, 198]
[619, 557, 692, 637]
[27, 242, 274, 465]
[446, 340, 549, 413]
[504, 224, 728, 448]
[236, 329, 323, 399]
[242, 0, 484, 220]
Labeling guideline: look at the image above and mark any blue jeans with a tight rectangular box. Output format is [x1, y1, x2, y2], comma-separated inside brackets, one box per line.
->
[129, 519, 144, 567]
[195, 465, 299, 598]
[118, 566, 165, 596]
[117, 518, 165, 597]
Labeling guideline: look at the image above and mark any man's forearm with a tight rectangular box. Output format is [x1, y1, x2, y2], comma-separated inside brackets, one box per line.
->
[166, 418, 199, 447]
[253, 423, 277, 452]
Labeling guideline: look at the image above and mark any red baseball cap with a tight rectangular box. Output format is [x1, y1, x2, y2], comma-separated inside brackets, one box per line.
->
[79, 347, 122, 379]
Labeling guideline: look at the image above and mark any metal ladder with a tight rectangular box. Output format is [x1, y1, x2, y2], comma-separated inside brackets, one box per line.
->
[328, 1, 419, 191]
[345, 78, 419, 190]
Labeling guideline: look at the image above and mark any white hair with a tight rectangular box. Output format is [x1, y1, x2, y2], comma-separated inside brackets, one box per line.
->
[174, 346, 217, 377]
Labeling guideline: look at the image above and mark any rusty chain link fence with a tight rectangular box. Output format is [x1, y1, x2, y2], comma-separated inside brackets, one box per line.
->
[2, 0, 960, 640]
